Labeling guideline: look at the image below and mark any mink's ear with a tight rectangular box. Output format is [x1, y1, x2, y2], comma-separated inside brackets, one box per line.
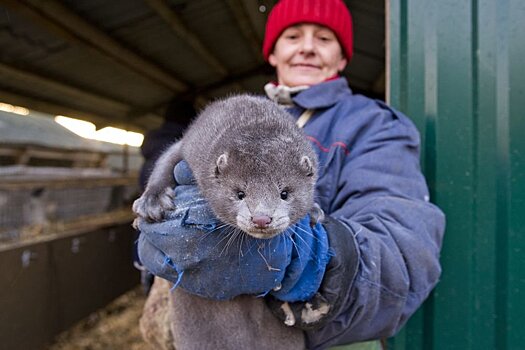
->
[215, 153, 228, 176]
[300, 155, 315, 177]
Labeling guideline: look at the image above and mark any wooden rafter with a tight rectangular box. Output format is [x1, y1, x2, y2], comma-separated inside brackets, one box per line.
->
[0, 62, 130, 114]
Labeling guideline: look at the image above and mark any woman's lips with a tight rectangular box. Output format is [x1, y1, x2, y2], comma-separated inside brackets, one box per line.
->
[291, 63, 320, 70]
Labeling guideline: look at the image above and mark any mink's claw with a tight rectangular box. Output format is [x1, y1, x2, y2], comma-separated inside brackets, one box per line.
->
[132, 187, 175, 223]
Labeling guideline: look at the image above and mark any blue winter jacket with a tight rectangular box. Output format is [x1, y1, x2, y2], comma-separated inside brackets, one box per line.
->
[284, 78, 445, 349]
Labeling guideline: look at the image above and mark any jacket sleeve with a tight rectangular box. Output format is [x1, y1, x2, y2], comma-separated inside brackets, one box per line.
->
[305, 103, 445, 349]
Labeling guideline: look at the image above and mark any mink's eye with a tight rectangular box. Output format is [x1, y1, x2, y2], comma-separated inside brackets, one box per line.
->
[280, 190, 289, 200]
[237, 191, 246, 200]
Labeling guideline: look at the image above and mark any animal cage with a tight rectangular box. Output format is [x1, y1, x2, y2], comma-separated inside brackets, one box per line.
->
[0, 166, 138, 245]
[0, 110, 141, 245]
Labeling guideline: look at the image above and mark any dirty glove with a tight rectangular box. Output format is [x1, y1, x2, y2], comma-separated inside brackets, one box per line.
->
[133, 231, 154, 295]
[136, 161, 331, 301]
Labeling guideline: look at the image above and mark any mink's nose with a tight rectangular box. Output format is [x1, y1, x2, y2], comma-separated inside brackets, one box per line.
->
[251, 215, 272, 228]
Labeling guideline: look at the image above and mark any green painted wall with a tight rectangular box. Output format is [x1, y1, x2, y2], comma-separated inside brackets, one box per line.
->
[388, 0, 524, 349]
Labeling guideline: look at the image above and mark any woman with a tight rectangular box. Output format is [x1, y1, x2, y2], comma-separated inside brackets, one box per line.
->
[137, 0, 445, 348]
[261, 0, 445, 346]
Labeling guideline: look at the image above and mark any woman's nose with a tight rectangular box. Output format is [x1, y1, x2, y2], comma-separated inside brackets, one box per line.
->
[299, 36, 315, 53]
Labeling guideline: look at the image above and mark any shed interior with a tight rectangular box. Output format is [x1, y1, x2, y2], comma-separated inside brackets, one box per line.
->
[0, 0, 385, 132]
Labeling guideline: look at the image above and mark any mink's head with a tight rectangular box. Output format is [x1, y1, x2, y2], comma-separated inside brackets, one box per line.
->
[202, 139, 318, 239]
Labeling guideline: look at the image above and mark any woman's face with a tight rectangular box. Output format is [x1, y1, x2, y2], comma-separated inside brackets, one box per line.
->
[269, 24, 347, 87]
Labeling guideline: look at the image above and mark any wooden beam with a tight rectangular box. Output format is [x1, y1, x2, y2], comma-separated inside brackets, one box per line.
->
[0, 89, 152, 132]
[0, 146, 106, 167]
[19, 0, 188, 92]
[144, 0, 228, 76]
[224, 0, 264, 63]
[0, 0, 90, 47]
[0, 62, 130, 114]
[0, 172, 137, 189]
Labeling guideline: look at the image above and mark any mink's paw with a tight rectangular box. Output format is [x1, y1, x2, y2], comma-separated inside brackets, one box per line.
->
[309, 203, 325, 227]
[266, 292, 332, 330]
[132, 187, 175, 223]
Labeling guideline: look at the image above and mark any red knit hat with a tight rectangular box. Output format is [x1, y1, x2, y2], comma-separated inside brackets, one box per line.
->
[263, 0, 353, 61]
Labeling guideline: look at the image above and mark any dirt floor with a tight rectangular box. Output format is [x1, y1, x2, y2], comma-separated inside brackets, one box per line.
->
[48, 287, 150, 350]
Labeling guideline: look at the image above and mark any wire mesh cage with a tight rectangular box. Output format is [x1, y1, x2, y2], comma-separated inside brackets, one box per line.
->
[0, 167, 139, 245]
[0, 111, 143, 245]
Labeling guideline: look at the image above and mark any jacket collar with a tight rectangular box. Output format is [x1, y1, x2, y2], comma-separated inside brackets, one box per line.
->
[292, 77, 351, 109]
[264, 82, 309, 106]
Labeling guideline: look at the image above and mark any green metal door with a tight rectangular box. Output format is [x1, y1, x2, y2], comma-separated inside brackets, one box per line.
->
[388, 0, 524, 349]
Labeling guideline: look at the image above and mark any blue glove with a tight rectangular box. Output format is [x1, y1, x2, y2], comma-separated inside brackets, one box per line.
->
[136, 161, 331, 302]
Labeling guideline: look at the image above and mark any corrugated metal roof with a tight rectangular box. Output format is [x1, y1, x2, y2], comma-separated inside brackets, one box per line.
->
[0, 0, 385, 132]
